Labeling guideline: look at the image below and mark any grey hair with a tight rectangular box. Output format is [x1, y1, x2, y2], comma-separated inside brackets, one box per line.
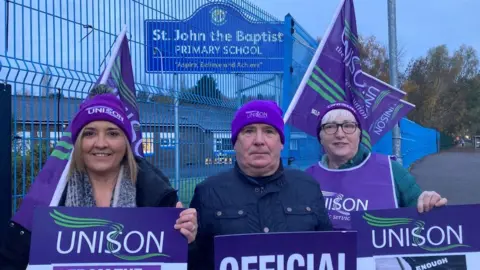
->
[321, 109, 356, 124]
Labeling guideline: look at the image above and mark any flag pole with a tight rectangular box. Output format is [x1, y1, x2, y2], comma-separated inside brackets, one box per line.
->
[283, 0, 346, 123]
[387, 0, 402, 165]
[99, 24, 128, 84]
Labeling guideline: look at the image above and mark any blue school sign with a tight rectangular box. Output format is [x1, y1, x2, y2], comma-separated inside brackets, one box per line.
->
[144, 3, 285, 74]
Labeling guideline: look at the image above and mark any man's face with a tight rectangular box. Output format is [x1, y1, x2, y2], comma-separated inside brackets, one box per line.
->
[234, 123, 283, 177]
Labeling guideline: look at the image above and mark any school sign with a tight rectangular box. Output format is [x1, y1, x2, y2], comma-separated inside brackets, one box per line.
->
[144, 2, 285, 73]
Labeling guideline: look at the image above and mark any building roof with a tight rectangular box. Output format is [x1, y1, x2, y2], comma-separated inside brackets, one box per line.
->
[12, 95, 235, 131]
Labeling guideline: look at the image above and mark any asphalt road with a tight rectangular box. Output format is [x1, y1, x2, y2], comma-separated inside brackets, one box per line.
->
[410, 146, 480, 205]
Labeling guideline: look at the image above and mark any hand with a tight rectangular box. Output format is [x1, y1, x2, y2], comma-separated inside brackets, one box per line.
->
[417, 191, 448, 213]
[174, 201, 197, 244]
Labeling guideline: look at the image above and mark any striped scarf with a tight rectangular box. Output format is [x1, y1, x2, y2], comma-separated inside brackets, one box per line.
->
[64, 166, 137, 208]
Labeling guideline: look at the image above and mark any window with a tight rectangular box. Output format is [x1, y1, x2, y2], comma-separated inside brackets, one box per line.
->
[289, 139, 298, 151]
[213, 132, 233, 152]
[289, 132, 306, 151]
[49, 131, 62, 148]
[142, 132, 155, 156]
[160, 132, 175, 149]
[14, 131, 31, 154]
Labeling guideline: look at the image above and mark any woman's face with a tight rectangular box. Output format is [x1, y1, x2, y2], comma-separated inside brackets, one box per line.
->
[319, 110, 361, 162]
[81, 121, 127, 175]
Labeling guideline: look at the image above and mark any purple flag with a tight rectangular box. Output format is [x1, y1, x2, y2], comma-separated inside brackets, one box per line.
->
[283, 0, 415, 150]
[12, 25, 143, 231]
[27, 207, 187, 269]
[361, 72, 406, 111]
[214, 231, 357, 270]
[351, 205, 479, 269]
[283, 0, 370, 143]
[368, 98, 415, 145]
[360, 72, 413, 146]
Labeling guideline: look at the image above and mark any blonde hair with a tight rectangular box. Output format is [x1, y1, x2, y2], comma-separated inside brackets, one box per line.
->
[67, 126, 138, 183]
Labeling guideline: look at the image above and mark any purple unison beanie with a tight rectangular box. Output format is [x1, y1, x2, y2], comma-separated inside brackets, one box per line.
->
[71, 93, 132, 144]
[231, 100, 285, 145]
[316, 102, 362, 139]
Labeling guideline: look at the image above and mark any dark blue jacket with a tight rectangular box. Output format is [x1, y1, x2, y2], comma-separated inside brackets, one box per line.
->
[188, 161, 332, 270]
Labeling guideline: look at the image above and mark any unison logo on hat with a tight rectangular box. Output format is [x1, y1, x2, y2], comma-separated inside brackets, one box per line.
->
[87, 106, 124, 122]
[245, 110, 267, 119]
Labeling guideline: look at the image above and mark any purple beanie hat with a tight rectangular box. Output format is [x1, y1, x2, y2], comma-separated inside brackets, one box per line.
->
[71, 93, 132, 143]
[231, 100, 285, 145]
[316, 102, 362, 140]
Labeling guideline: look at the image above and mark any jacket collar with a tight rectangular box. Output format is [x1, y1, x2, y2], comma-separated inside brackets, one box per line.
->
[234, 160, 285, 187]
[134, 157, 177, 207]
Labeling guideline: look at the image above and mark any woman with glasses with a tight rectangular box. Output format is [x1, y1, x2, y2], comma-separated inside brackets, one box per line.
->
[305, 102, 447, 230]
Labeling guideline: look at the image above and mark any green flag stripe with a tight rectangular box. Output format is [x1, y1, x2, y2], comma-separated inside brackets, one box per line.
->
[307, 80, 336, 103]
[112, 60, 136, 106]
[311, 73, 343, 101]
[51, 149, 70, 160]
[111, 59, 137, 109]
[391, 104, 404, 119]
[373, 91, 389, 110]
[346, 32, 359, 47]
[344, 20, 359, 45]
[350, 86, 364, 100]
[362, 130, 371, 140]
[314, 66, 346, 98]
[56, 141, 73, 150]
[362, 137, 372, 149]
[111, 60, 137, 108]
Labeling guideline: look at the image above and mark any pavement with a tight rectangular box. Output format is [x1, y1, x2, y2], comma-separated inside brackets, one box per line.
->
[410, 145, 480, 205]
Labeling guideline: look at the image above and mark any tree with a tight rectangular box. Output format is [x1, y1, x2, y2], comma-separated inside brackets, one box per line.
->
[191, 75, 223, 100]
[150, 92, 174, 104]
[239, 93, 276, 105]
[12, 140, 51, 209]
[179, 75, 225, 105]
[403, 44, 480, 135]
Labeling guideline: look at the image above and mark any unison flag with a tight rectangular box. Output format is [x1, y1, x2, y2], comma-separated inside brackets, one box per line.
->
[283, 0, 414, 150]
[360, 72, 413, 145]
[368, 98, 415, 145]
[11, 25, 143, 231]
[283, 0, 370, 145]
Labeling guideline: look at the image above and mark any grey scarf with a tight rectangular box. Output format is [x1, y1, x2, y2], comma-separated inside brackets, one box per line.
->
[64, 166, 137, 208]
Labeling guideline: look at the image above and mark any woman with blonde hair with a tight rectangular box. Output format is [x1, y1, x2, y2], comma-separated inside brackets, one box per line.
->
[0, 87, 197, 269]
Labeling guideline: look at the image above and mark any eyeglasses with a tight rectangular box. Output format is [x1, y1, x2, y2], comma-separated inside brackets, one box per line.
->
[321, 122, 358, 135]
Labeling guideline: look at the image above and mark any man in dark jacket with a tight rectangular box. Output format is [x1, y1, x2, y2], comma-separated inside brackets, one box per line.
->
[0, 157, 178, 270]
[188, 100, 333, 270]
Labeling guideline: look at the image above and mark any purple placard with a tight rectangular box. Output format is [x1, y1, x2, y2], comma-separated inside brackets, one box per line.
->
[53, 266, 160, 270]
[29, 207, 187, 266]
[214, 231, 357, 269]
[350, 204, 480, 258]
